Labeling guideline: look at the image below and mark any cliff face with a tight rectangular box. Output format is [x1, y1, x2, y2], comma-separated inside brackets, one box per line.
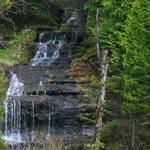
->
[0, 2, 96, 149]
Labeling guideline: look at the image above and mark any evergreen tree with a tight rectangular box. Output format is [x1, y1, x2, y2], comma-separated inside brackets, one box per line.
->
[84, 0, 150, 149]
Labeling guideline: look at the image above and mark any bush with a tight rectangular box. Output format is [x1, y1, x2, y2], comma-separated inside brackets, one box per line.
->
[90, 140, 105, 150]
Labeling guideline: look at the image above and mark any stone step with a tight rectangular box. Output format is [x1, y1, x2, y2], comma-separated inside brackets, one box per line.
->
[12, 66, 90, 85]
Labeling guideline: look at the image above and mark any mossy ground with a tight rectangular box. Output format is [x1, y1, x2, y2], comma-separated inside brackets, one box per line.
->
[0, 28, 36, 66]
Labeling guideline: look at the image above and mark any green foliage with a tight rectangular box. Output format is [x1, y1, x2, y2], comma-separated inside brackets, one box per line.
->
[85, 89, 98, 102]
[90, 140, 105, 150]
[0, 68, 8, 149]
[105, 143, 124, 150]
[68, 143, 81, 150]
[78, 113, 95, 125]
[121, 0, 150, 115]
[82, 48, 96, 61]
[0, 68, 8, 101]
[0, 0, 12, 8]
[72, 44, 86, 59]
[0, 138, 7, 149]
[0, 28, 36, 65]
[58, 23, 71, 32]
[84, 0, 150, 149]
[90, 75, 99, 88]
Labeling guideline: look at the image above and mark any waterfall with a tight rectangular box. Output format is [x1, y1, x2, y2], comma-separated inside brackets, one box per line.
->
[7, 72, 24, 96]
[4, 101, 8, 135]
[31, 101, 35, 142]
[39, 81, 46, 94]
[30, 33, 65, 66]
[3, 101, 22, 144]
[39, 32, 44, 43]
[3, 73, 23, 144]
[2, 10, 81, 149]
[47, 113, 52, 136]
[67, 9, 78, 23]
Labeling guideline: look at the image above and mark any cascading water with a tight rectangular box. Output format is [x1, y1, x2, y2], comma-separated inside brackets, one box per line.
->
[30, 33, 64, 66]
[1, 10, 93, 150]
[67, 9, 78, 24]
[3, 72, 24, 144]
[7, 72, 24, 97]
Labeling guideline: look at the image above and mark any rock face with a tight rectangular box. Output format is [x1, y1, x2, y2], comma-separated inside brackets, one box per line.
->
[3, 10, 95, 149]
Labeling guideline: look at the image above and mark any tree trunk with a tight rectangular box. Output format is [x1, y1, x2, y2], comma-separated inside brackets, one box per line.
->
[96, 8, 100, 60]
[95, 8, 108, 140]
[131, 116, 135, 150]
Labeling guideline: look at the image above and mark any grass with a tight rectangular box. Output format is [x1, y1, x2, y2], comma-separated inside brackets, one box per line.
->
[0, 28, 36, 66]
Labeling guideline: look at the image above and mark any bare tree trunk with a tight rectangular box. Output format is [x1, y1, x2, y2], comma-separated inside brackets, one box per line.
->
[95, 8, 108, 140]
[131, 116, 135, 150]
[96, 8, 100, 60]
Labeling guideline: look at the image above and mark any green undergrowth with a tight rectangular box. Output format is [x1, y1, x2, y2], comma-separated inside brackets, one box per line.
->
[85, 75, 99, 102]
[0, 28, 36, 66]
[72, 42, 96, 62]
[72, 44, 86, 59]
[82, 48, 96, 61]
[78, 113, 95, 125]
[88, 140, 105, 150]
[68, 143, 81, 150]
[58, 23, 72, 32]
[101, 119, 150, 150]
[0, 0, 12, 9]
[0, 68, 8, 101]
[0, 68, 8, 149]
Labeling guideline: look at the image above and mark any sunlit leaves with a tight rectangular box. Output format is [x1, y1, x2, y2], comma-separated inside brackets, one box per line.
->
[0, 0, 13, 9]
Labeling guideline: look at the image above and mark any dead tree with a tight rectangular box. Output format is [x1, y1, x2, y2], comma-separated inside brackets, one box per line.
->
[95, 7, 108, 140]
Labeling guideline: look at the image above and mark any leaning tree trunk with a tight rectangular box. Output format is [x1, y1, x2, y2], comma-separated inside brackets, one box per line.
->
[95, 8, 108, 140]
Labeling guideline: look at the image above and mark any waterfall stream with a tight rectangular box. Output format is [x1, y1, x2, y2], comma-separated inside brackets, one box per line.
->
[1, 10, 95, 150]
[2, 32, 69, 146]
[3, 73, 24, 144]
[30, 35, 64, 66]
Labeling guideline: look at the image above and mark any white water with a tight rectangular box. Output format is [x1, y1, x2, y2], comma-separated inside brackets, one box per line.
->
[31, 101, 35, 142]
[30, 32, 64, 66]
[7, 72, 24, 97]
[39, 81, 46, 94]
[3, 72, 24, 143]
[3, 73, 24, 144]
[67, 9, 78, 23]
